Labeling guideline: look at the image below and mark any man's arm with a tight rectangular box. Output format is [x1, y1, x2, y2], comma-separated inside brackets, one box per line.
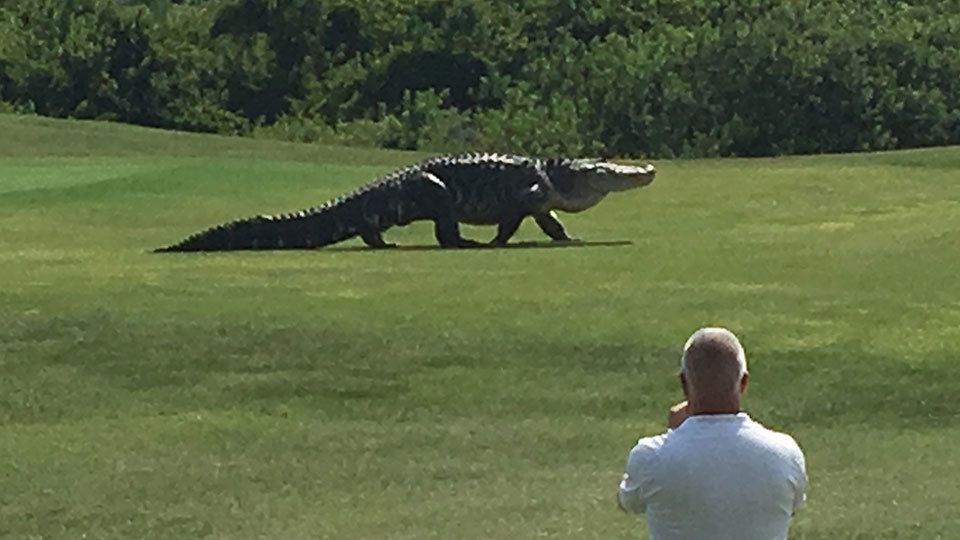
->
[619, 401, 683, 513]
[617, 461, 646, 513]
[617, 437, 663, 513]
[791, 445, 808, 515]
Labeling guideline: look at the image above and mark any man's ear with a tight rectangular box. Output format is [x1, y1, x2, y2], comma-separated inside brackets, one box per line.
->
[680, 372, 690, 398]
[739, 372, 749, 394]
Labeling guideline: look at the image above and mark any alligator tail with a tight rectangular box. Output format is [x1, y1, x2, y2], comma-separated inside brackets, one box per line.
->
[154, 200, 364, 253]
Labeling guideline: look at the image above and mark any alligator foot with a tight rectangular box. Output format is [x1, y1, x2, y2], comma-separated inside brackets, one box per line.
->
[458, 238, 485, 248]
[367, 242, 398, 250]
[442, 238, 484, 249]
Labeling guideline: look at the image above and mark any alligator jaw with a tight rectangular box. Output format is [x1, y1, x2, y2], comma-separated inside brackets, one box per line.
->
[595, 162, 656, 192]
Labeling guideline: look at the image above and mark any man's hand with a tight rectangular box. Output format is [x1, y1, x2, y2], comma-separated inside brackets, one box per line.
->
[667, 400, 690, 429]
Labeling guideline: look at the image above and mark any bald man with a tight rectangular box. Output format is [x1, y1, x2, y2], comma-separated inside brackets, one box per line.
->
[618, 328, 807, 540]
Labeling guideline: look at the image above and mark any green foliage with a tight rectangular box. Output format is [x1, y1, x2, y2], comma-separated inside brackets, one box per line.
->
[0, 0, 248, 132]
[0, 99, 33, 113]
[377, 89, 474, 152]
[250, 113, 336, 144]
[2, 0, 959, 156]
[473, 86, 592, 155]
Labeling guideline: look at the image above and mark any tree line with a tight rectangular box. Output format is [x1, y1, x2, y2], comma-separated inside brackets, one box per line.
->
[1, 0, 958, 157]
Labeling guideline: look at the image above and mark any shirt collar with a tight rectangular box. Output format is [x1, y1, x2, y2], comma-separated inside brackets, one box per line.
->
[681, 412, 751, 426]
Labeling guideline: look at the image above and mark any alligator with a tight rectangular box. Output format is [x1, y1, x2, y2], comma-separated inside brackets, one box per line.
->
[155, 153, 655, 252]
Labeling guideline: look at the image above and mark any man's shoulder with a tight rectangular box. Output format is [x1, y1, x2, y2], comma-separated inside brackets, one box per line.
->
[630, 431, 670, 460]
[743, 418, 806, 457]
[745, 417, 801, 442]
[624, 431, 670, 481]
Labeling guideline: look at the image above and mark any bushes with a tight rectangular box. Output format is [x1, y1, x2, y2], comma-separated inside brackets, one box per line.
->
[0, 0, 248, 132]
[2, 0, 959, 157]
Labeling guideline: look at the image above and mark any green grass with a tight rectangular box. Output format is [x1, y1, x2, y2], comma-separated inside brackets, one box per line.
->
[2, 113, 959, 539]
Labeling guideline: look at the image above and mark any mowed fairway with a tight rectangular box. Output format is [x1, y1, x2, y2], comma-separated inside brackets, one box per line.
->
[1, 113, 959, 539]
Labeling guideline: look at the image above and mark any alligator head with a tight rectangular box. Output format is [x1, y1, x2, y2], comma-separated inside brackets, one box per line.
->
[547, 159, 656, 212]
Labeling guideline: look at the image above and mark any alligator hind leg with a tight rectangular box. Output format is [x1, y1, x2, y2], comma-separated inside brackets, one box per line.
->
[534, 211, 577, 242]
[433, 211, 482, 248]
[360, 229, 396, 249]
[413, 172, 481, 248]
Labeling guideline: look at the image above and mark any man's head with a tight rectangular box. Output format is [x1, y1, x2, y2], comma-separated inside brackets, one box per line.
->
[679, 327, 749, 413]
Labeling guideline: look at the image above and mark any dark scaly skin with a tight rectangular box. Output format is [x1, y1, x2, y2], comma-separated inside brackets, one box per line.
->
[154, 153, 655, 252]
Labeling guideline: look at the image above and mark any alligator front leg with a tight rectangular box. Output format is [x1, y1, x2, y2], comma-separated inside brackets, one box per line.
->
[489, 182, 554, 246]
[534, 211, 578, 242]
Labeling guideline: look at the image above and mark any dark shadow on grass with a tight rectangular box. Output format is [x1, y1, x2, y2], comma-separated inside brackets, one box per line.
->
[151, 239, 634, 254]
[9, 311, 960, 430]
[745, 347, 960, 430]
[324, 239, 634, 253]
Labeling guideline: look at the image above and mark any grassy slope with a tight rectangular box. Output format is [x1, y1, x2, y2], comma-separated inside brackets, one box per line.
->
[1, 114, 959, 539]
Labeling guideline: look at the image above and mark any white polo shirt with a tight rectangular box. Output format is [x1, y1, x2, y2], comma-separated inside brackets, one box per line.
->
[618, 413, 806, 540]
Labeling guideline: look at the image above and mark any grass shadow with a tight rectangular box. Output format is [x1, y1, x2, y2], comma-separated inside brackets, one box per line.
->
[150, 240, 634, 254]
[324, 240, 635, 253]
[750, 346, 960, 430]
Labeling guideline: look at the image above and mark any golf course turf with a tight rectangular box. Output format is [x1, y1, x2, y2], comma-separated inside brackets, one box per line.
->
[1, 113, 958, 538]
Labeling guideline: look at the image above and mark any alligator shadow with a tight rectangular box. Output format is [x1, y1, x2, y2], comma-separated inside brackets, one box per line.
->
[324, 240, 634, 253]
